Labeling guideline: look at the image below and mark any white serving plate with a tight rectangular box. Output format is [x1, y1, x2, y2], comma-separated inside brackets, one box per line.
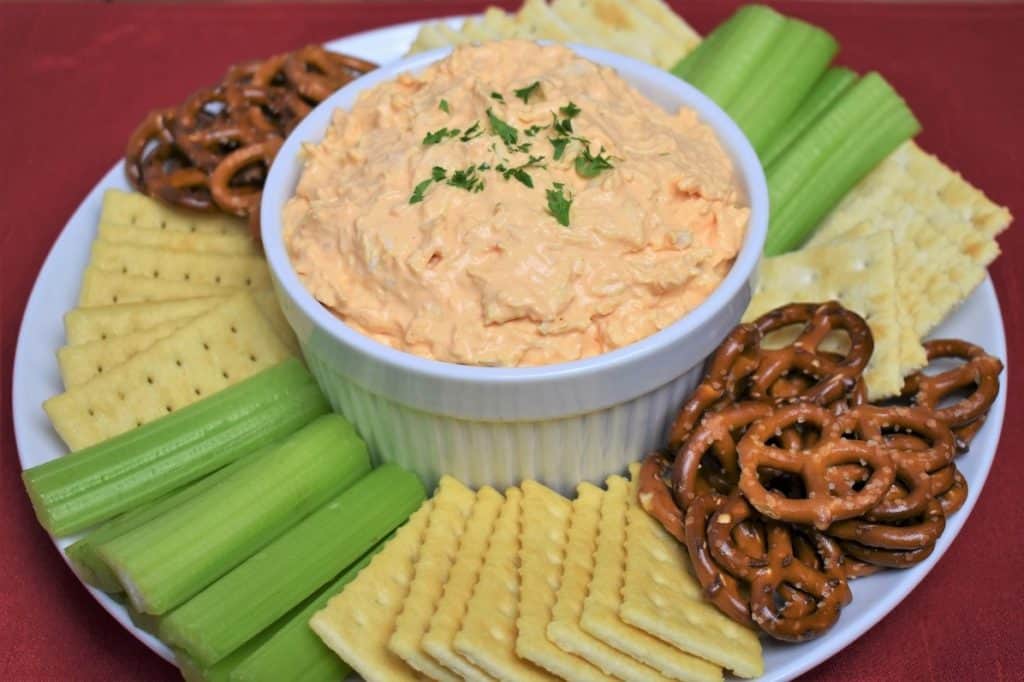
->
[10, 17, 1009, 682]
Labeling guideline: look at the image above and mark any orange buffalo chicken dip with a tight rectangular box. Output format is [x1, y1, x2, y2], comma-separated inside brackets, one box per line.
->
[283, 41, 748, 366]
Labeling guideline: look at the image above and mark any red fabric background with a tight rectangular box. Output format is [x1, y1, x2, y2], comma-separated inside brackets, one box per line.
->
[1, 2, 1021, 680]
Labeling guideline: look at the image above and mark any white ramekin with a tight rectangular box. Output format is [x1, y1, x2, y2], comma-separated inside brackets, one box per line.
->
[261, 44, 768, 493]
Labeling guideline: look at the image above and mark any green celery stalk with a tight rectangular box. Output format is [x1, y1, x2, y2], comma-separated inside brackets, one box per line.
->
[670, 6, 742, 81]
[66, 453, 264, 593]
[760, 67, 858, 166]
[228, 539, 390, 682]
[766, 73, 899, 220]
[96, 415, 371, 615]
[23, 358, 329, 536]
[676, 5, 787, 109]
[160, 464, 426, 668]
[765, 85, 920, 255]
[728, 18, 838, 153]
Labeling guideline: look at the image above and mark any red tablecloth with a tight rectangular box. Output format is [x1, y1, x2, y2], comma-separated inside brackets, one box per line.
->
[1, 2, 1021, 680]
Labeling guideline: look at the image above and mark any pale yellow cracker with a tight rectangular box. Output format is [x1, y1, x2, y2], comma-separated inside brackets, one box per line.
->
[455, 488, 555, 682]
[64, 297, 225, 345]
[516, 0, 582, 42]
[250, 289, 301, 355]
[78, 268, 233, 307]
[389, 477, 478, 682]
[580, 477, 722, 682]
[743, 231, 903, 399]
[550, 0, 670, 67]
[100, 189, 247, 237]
[58, 318, 192, 388]
[811, 142, 1010, 260]
[621, 465, 763, 679]
[98, 222, 257, 256]
[517, 482, 611, 681]
[44, 292, 292, 450]
[630, 0, 702, 56]
[459, 17, 497, 42]
[310, 500, 434, 682]
[423, 486, 504, 682]
[548, 483, 673, 682]
[89, 241, 271, 290]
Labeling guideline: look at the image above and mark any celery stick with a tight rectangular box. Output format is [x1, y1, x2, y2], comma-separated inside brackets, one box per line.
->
[160, 465, 426, 667]
[228, 539, 390, 682]
[97, 415, 371, 615]
[678, 5, 787, 108]
[760, 67, 858, 166]
[765, 90, 919, 255]
[670, 6, 741, 81]
[66, 452, 262, 593]
[23, 359, 329, 536]
[766, 73, 898, 219]
[728, 18, 838, 153]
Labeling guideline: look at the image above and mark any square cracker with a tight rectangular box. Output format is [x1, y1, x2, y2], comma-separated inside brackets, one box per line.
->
[389, 477, 478, 681]
[621, 465, 763, 679]
[64, 297, 225, 346]
[310, 500, 434, 682]
[89, 241, 271, 290]
[548, 482, 677, 682]
[423, 486, 504, 682]
[100, 189, 247, 237]
[58, 318, 192, 388]
[78, 268, 232, 307]
[580, 477, 722, 682]
[516, 482, 612, 681]
[743, 230, 904, 399]
[43, 292, 292, 451]
[455, 488, 555, 682]
[97, 222, 257, 257]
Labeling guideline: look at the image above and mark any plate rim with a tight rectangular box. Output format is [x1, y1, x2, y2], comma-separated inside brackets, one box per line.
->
[10, 15, 1010, 681]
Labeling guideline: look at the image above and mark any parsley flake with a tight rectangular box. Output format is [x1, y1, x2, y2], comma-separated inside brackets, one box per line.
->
[549, 136, 571, 161]
[447, 164, 486, 193]
[574, 146, 614, 178]
[409, 178, 433, 204]
[513, 81, 541, 103]
[546, 182, 573, 227]
[431, 166, 447, 181]
[486, 108, 519, 147]
[460, 121, 483, 142]
[439, 99, 450, 113]
[560, 102, 581, 119]
[490, 91, 505, 103]
[497, 155, 545, 188]
[524, 124, 547, 137]
[423, 127, 460, 145]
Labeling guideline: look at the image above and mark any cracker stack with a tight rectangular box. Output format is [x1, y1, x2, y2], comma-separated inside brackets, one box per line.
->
[310, 471, 764, 681]
[746, 141, 1011, 400]
[45, 189, 299, 451]
[406, 0, 701, 69]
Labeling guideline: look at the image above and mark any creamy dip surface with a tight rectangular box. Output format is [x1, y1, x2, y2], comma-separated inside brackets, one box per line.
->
[283, 41, 748, 367]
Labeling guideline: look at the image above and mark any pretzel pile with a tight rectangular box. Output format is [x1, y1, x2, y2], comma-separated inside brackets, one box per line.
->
[639, 301, 1003, 642]
[125, 45, 375, 235]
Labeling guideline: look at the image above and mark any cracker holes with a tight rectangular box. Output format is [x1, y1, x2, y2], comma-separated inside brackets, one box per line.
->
[249, 353, 258, 363]
[230, 325, 237, 334]
[96, 365, 103, 374]
[184, 273, 191, 281]
[112, 295, 119, 303]
[153, 270, 160, 278]
[222, 370, 230, 380]
[244, 277, 252, 287]
[121, 266, 128, 274]
[189, 225, 197, 233]
[215, 275, 222, 284]
[194, 387, 202, 396]
[175, 358, 183, 368]
[202, 341, 210, 351]
[100, 333, 108, 341]
[117, 392, 125, 401]
[146, 375, 154, 385]
[130, 215, 137, 226]
[136, 420, 143, 427]
[87, 408, 95, 417]
[160, 220, 167, 230]
[165, 405, 173, 413]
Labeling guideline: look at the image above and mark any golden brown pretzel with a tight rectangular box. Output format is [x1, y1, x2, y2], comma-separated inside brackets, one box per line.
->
[208, 138, 282, 217]
[637, 452, 687, 543]
[670, 401, 773, 509]
[737, 404, 895, 530]
[749, 302, 873, 405]
[900, 339, 1003, 450]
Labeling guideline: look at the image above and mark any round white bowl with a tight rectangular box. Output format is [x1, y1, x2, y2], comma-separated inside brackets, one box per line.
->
[261, 44, 768, 492]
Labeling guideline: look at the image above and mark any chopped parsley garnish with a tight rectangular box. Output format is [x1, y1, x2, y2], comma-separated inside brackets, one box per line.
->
[409, 178, 433, 204]
[490, 91, 505, 102]
[513, 81, 541, 103]
[574, 146, 614, 178]
[546, 183, 573, 227]
[447, 164, 486, 193]
[431, 166, 447, 181]
[496, 155, 545, 188]
[524, 124, 547, 137]
[423, 127, 460, 145]
[439, 99, 450, 113]
[549, 136, 571, 161]
[486, 108, 518, 147]
[560, 102, 581, 119]
[552, 112, 574, 136]
[460, 121, 484, 142]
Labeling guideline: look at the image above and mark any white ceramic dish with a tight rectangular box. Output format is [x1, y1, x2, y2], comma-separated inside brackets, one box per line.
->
[262, 44, 769, 492]
[10, 17, 1008, 681]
